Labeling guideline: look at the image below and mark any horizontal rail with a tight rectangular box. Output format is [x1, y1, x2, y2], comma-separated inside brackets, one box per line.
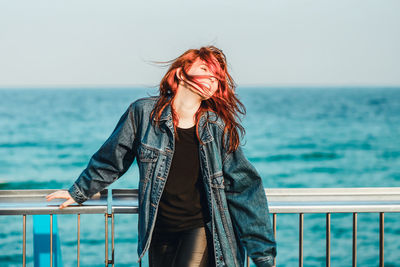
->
[265, 187, 400, 213]
[0, 189, 138, 215]
[1, 187, 400, 215]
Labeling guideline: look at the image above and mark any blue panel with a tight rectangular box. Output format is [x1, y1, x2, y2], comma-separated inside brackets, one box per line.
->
[33, 215, 63, 267]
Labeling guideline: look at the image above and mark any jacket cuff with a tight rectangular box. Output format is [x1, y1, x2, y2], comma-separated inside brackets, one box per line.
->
[68, 183, 88, 204]
[253, 255, 275, 267]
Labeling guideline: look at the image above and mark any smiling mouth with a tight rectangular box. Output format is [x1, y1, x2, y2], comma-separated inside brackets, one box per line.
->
[201, 83, 211, 89]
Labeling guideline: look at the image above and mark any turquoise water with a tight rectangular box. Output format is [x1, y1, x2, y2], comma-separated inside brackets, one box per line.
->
[1, 87, 400, 266]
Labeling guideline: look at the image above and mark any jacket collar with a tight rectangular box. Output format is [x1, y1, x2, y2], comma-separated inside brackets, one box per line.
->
[157, 97, 214, 144]
[159, 100, 172, 122]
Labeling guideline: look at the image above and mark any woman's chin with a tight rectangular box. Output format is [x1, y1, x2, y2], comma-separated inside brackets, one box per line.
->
[199, 93, 212, 100]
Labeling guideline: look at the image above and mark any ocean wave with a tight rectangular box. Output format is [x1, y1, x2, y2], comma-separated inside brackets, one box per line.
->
[249, 151, 341, 162]
[0, 180, 65, 190]
[0, 142, 83, 149]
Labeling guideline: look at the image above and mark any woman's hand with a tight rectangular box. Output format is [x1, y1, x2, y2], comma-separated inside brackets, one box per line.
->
[46, 190, 76, 209]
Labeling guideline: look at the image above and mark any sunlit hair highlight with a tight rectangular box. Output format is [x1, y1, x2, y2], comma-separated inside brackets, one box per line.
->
[150, 46, 246, 154]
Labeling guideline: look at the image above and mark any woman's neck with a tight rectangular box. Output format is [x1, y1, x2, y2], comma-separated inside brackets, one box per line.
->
[172, 83, 202, 128]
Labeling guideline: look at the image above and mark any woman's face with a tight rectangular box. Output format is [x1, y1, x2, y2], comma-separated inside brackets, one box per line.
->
[180, 58, 219, 99]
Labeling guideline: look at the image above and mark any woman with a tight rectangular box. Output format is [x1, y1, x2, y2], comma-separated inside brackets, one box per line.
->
[46, 46, 277, 267]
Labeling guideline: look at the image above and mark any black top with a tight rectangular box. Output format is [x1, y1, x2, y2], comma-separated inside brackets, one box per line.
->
[154, 125, 210, 232]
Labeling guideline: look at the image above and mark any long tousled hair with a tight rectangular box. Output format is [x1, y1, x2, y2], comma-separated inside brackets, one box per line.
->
[150, 46, 246, 154]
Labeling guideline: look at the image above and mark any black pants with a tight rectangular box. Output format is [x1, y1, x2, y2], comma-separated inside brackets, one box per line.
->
[149, 226, 215, 267]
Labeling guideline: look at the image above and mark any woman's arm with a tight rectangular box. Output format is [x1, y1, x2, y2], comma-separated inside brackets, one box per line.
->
[222, 145, 277, 267]
[48, 103, 138, 207]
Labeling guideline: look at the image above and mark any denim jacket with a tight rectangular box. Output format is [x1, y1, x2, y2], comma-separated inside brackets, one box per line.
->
[68, 96, 277, 267]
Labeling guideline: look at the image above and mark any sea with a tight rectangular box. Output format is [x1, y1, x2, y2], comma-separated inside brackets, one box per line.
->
[1, 87, 400, 266]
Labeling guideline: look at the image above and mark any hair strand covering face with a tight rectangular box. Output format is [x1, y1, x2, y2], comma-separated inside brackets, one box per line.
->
[149, 46, 246, 154]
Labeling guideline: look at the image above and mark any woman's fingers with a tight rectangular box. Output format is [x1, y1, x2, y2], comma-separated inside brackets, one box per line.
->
[46, 190, 69, 201]
[46, 190, 76, 209]
[59, 198, 76, 209]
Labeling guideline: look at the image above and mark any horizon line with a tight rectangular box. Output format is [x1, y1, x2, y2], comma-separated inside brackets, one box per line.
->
[1, 84, 400, 90]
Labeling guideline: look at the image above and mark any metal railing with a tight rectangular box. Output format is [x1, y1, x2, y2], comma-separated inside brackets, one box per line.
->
[1, 187, 400, 267]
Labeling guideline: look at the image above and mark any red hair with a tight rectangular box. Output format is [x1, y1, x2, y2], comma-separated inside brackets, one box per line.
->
[150, 46, 246, 154]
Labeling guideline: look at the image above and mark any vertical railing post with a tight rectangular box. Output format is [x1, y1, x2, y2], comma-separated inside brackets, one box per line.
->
[299, 213, 303, 267]
[326, 213, 331, 267]
[77, 214, 80, 267]
[105, 188, 114, 266]
[379, 212, 384, 267]
[23, 214, 26, 267]
[353, 213, 357, 267]
[105, 213, 108, 266]
[273, 213, 277, 267]
[50, 214, 53, 267]
[105, 213, 114, 266]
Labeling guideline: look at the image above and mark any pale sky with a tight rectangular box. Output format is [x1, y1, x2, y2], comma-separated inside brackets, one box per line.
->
[0, 0, 399, 88]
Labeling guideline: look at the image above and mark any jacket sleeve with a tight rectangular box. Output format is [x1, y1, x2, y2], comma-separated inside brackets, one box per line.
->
[222, 145, 277, 267]
[68, 103, 137, 204]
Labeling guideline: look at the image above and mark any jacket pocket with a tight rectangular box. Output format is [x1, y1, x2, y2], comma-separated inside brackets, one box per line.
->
[137, 144, 159, 203]
[138, 144, 159, 162]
